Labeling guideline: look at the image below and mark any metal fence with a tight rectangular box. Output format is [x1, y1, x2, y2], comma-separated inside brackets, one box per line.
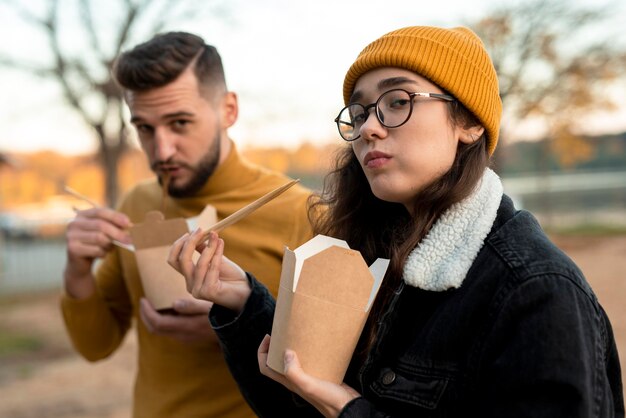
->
[0, 237, 66, 295]
[502, 170, 626, 229]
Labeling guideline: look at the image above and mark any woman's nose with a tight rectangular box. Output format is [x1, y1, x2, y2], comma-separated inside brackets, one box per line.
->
[359, 109, 387, 141]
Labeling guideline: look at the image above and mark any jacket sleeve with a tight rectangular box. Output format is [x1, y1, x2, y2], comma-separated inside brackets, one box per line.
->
[475, 273, 621, 417]
[210, 273, 321, 418]
[60, 248, 133, 361]
[337, 397, 393, 417]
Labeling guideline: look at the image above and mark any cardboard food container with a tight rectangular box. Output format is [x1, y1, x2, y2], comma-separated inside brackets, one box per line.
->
[128, 206, 217, 312]
[267, 234, 389, 384]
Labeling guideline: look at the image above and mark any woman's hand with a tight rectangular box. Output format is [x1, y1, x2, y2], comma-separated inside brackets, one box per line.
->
[257, 335, 361, 418]
[168, 229, 251, 313]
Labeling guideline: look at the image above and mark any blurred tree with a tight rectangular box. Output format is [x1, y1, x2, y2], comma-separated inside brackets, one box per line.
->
[0, 0, 228, 206]
[0, 153, 11, 169]
[471, 0, 626, 171]
[244, 147, 290, 173]
[292, 142, 323, 173]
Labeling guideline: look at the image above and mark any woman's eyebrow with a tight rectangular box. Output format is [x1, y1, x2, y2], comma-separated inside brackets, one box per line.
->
[350, 77, 421, 103]
[349, 91, 363, 104]
[377, 76, 420, 90]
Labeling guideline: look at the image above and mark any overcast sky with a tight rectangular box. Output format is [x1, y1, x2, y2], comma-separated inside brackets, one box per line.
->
[0, 0, 624, 155]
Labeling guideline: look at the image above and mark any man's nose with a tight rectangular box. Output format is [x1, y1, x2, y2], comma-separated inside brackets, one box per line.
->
[153, 129, 176, 161]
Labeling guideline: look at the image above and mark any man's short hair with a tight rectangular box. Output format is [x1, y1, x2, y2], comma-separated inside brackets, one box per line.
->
[113, 31, 226, 95]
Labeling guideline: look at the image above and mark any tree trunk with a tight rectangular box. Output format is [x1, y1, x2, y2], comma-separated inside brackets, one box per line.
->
[95, 124, 126, 208]
[102, 144, 120, 208]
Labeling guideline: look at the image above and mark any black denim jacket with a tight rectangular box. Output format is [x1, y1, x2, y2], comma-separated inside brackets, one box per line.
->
[210, 196, 624, 418]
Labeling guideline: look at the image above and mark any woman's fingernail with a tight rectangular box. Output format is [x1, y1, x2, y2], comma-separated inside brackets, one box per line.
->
[284, 351, 294, 363]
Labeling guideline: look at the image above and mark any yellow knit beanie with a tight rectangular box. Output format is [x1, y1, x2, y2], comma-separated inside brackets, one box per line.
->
[343, 26, 502, 155]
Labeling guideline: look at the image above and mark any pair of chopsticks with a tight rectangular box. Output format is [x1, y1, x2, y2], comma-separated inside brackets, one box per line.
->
[64, 178, 300, 246]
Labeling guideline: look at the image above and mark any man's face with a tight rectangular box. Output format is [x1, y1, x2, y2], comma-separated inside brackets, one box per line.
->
[126, 66, 236, 197]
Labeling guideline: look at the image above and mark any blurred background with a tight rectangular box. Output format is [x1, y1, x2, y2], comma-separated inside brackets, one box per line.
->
[0, 0, 625, 416]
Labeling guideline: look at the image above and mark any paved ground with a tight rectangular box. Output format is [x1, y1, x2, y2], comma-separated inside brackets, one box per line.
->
[0, 234, 624, 418]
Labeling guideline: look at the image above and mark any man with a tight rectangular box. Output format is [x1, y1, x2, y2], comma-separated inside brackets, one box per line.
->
[61, 32, 313, 418]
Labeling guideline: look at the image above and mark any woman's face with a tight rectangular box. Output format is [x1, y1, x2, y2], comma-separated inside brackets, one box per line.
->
[350, 67, 476, 209]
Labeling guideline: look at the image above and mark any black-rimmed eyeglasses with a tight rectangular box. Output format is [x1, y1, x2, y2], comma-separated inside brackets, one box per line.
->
[334, 89, 455, 141]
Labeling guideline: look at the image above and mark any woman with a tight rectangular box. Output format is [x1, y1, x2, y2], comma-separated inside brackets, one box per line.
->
[169, 26, 624, 417]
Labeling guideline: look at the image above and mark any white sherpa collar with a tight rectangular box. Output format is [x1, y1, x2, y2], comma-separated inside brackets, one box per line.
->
[403, 168, 503, 291]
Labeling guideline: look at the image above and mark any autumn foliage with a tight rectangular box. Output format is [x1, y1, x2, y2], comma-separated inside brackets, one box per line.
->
[0, 142, 339, 209]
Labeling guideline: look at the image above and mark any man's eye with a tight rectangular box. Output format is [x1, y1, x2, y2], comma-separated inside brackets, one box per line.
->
[136, 124, 153, 134]
[173, 120, 190, 128]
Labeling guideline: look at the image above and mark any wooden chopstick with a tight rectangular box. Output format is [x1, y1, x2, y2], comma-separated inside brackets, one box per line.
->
[161, 173, 170, 213]
[63, 186, 135, 251]
[200, 179, 300, 241]
[63, 186, 100, 208]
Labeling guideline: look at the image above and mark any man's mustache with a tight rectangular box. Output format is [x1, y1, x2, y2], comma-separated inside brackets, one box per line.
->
[151, 160, 194, 172]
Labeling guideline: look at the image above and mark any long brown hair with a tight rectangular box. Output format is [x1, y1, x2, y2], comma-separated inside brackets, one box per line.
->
[308, 99, 490, 361]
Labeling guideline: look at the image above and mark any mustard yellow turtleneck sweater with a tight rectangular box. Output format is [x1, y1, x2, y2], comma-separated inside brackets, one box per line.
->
[60, 143, 314, 418]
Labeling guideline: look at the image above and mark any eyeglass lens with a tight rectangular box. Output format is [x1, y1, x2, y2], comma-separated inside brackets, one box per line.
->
[336, 89, 413, 141]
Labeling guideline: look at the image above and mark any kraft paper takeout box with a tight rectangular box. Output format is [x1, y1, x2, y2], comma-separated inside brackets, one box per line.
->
[267, 234, 389, 384]
[128, 206, 217, 311]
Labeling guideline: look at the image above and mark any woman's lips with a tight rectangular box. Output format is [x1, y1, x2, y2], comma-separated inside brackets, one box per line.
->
[364, 151, 391, 168]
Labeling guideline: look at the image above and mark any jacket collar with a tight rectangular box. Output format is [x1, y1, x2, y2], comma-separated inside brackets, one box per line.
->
[403, 168, 503, 291]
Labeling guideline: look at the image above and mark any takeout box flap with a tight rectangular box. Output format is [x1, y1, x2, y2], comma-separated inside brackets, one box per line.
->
[130, 206, 218, 249]
[291, 234, 389, 311]
[297, 246, 373, 310]
[186, 205, 218, 231]
[129, 211, 188, 249]
[279, 247, 296, 293]
[366, 258, 389, 310]
[291, 234, 349, 288]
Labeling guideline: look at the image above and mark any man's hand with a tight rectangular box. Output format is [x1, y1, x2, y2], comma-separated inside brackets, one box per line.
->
[139, 297, 220, 345]
[257, 335, 361, 418]
[64, 207, 132, 299]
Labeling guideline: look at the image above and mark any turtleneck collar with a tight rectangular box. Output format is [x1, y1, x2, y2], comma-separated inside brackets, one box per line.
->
[173, 140, 259, 199]
[402, 168, 503, 291]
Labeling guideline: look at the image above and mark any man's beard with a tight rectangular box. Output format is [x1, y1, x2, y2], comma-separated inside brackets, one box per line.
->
[153, 131, 221, 198]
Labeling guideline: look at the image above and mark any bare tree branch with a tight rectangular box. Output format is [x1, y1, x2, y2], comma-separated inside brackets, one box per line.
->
[0, 57, 56, 77]
[44, 0, 97, 126]
[112, 1, 142, 57]
[149, 0, 187, 33]
[2, 0, 47, 27]
[149, 0, 207, 33]
[79, 0, 104, 61]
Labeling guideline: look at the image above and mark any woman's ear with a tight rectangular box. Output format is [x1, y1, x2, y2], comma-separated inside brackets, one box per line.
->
[458, 125, 485, 144]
